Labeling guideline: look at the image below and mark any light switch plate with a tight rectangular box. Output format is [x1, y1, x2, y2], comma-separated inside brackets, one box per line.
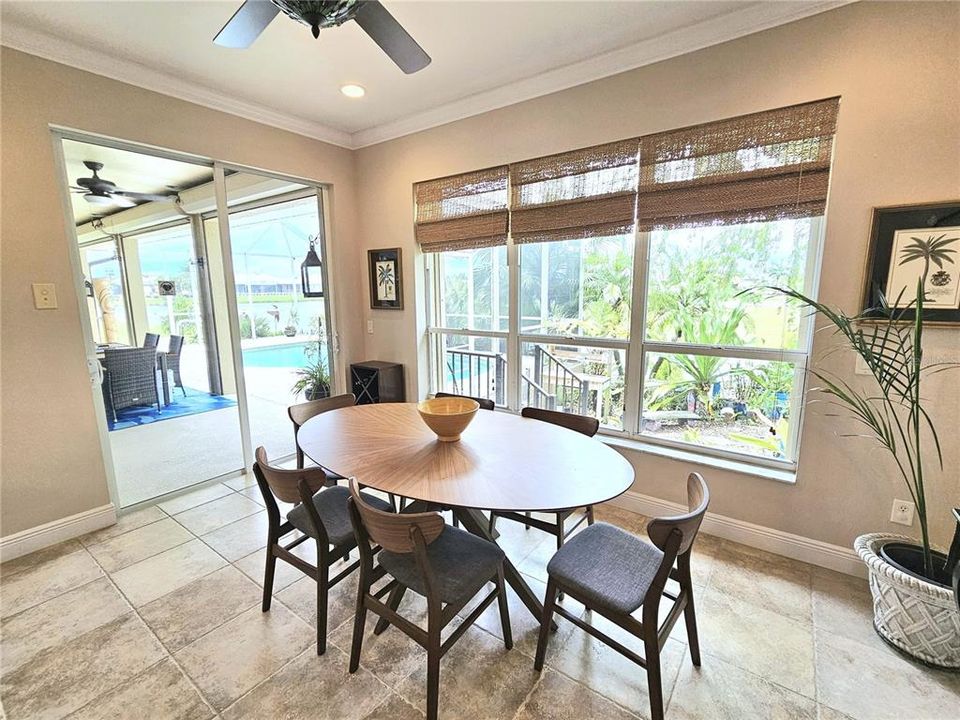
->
[32, 283, 58, 309]
[367, 319, 374, 334]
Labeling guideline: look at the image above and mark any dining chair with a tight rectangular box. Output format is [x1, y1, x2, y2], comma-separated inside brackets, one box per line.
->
[489, 406, 600, 547]
[288, 392, 399, 511]
[288, 393, 356, 470]
[102, 347, 161, 422]
[434, 391, 496, 411]
[143, 332, 160, 349]
[253, 446, 393, 655]
[165, 334, 185, 396]
[347, 479, 512, 720]
[534, 472, 710, 720]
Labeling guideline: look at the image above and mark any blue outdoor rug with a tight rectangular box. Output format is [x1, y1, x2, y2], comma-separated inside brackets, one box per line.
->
[108, 389, 237, 431]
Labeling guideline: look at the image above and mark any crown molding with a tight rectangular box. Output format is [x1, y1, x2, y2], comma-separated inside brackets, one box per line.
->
[0, 22, 354, 149]
[2, 1, 855, 151]
[350, 0, 855, 148]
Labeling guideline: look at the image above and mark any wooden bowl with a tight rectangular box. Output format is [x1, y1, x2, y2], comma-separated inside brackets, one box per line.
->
[417, 397, 480, 442]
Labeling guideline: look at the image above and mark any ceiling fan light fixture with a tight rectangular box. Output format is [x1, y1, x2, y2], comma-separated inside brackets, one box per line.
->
[340, 84, 365, 98]
[83, 193, 114, 206]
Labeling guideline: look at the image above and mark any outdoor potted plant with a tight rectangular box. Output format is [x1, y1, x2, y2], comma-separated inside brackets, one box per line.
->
[292, 341, 330, 401]
[776, 280, 960, 669]
[283, 307, 299, 337]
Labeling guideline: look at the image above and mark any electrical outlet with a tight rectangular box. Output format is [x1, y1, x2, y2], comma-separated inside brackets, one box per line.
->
[890, 499, 915, 526]
[366, 319, 374, 334]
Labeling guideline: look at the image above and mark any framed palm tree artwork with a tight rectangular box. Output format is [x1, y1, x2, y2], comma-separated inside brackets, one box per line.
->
[368, 248, 403, 309]
[861, 201, 960, 324]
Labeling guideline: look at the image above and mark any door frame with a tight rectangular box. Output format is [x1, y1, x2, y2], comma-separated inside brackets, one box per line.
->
[50, 127, 343, 510]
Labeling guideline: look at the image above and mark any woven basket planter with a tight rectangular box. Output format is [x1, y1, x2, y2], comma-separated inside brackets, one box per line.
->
[855, 533, 960, 670]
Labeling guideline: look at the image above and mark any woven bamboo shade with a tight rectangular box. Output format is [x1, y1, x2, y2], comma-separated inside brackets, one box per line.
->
[414, 167, 509, 253]
[510, 140, 639, 244]
[637, 97, 840, 230]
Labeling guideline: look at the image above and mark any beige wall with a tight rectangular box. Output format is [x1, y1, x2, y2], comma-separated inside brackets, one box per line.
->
[0, 48, 363, 536]
[353, 1, 960, 548]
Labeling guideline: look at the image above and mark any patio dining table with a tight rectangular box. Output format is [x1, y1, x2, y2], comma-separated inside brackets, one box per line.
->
[297, 402, 635, 623]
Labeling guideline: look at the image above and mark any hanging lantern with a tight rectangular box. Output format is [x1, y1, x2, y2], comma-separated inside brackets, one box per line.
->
[301, 236, 324, 298]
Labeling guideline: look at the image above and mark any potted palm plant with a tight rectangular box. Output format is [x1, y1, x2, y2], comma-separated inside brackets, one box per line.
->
[775, 269, 959, 669]
[291, 340, 330, 401]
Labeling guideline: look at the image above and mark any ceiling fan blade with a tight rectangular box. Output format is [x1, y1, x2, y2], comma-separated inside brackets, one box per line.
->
[214, 0, 280, 48]
[353, 1, 431, 74]
[114, 191, 177, 203]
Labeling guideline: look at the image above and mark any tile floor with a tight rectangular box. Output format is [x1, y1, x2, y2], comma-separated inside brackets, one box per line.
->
[2, 480, 959, 720]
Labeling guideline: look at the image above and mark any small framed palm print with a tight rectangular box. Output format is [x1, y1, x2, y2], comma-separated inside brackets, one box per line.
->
[368, 248, 403, 310]
[861, 201, 960, 324]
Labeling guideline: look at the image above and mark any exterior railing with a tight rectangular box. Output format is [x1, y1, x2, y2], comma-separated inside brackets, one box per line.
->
[532, 345, 590, 415]
[520, 374, 556, 410]
[445, 348, 505, 405]
[444, 344, 589, 414]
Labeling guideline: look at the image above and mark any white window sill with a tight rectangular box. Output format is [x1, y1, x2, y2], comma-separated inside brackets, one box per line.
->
[600, 434, 798, 484]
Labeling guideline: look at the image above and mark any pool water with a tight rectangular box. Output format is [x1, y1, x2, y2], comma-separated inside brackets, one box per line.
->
[242, 342, 322, 368]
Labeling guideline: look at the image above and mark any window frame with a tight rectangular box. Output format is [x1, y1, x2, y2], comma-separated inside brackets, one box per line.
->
[426, 213, 826, 473]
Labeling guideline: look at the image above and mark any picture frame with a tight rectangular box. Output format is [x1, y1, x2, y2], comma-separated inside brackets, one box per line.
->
[368, 248, 403, 310]
[860, 200, 960, 325]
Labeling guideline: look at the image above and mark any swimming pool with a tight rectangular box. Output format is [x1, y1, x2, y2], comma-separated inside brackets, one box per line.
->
[242, 341, 324, 368]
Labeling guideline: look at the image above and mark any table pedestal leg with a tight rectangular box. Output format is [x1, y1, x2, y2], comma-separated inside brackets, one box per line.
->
[454, 507, 554, 630]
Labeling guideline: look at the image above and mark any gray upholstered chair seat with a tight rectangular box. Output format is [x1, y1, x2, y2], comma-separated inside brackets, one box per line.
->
[378, 525, 505, 604]
[546, 522, 664, 614]
[287, 485, 392, 546]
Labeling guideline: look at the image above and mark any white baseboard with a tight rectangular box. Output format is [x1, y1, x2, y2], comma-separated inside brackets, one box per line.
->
[1, 504, 117, 563]
[611, 491, 866, 578]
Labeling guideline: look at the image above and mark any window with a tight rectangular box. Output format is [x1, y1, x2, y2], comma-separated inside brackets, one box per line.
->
[422, 98, 839, 468]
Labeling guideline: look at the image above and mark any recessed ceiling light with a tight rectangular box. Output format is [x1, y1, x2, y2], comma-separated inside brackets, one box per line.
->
[340, 84, 365, 98]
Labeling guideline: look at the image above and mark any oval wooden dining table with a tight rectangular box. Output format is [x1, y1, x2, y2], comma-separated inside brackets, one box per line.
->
[298, 402, 635, 622]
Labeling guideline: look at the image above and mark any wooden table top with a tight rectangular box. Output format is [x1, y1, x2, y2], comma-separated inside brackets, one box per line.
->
[297, 403, 635, 512]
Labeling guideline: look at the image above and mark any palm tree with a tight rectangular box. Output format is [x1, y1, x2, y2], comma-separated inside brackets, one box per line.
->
[896, 233, 957, 295]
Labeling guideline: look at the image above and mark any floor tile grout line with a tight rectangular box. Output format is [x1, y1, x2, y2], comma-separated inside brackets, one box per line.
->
[0, 566, 110, 625]
[508, 666, 546, 720]
[53, 545, 220, 720]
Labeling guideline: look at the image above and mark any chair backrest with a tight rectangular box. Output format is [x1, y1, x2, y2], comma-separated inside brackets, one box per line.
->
[647, 473, 709, 556]
[103, 347, 159, 407]
[288, 392, 356, 430]
[521, 406, 599, 437]
[143, 333, 160, 348]
[167, 335, 184, 356]
[252, 446, 330, 505]
[435, 392, 495, 411]
[349, 479, 443, 553]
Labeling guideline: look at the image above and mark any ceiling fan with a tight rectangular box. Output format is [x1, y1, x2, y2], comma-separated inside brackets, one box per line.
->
[71, 161, 178, 208]
[214, 0, 431, 74]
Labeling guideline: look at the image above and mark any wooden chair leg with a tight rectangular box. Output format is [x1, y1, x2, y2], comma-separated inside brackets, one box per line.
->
[262, 544, 277, 611]
[525, 511, 531, 530]
[495, 566, 513, 650]
[555, 517, 565, 601]
[679, 556, 701, 666]
[534, 578, 559, 671]
[374, 583, 406, 635]
[586, 505, 595, 525]
[316, 558, 329, 655]
[644, 632, 665, 720]
[426, 626, 442, 720]
[348, 597, 368, 673]
[488, 513, 498, 535]
[295, 446, 305, 470]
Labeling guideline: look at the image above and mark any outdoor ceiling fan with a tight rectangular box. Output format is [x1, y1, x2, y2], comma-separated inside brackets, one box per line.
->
[71, 161, 178, 208]
[214, 0, 431, 74]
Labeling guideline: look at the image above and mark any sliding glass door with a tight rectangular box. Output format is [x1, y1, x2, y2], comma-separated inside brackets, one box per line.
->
[208, 168, 335, 463]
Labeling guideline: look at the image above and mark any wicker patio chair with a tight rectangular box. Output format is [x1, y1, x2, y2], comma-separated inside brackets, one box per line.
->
[143, 333, 160, 348]
[102, 347, 161, 422]
[165, 334, 186, 396]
